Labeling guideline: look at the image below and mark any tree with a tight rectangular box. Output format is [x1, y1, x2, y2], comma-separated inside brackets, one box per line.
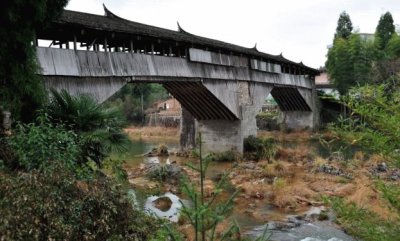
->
[349, 34, 373, 86]
[326, 38, 354, 94]
[375, 12, 395, 51]
[0, 0, 69, 122]
[45, 90, 129, 169]
[335, 11, 353, 40]
[385, 33, 400, 59]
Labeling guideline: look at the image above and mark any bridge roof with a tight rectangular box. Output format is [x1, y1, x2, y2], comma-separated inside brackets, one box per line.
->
[42, 6, 319, 75]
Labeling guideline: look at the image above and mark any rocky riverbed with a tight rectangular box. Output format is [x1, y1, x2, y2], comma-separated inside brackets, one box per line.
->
[120, 128, 399, 240]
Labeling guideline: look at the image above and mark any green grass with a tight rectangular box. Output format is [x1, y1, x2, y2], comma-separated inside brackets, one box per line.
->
[328, 197, 400, 241]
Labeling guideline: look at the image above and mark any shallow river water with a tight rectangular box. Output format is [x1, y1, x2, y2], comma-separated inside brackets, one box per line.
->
[120, 139, 356, 241]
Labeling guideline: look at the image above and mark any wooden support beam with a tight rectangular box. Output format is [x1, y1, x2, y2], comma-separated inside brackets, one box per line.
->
[73, 35, 77, 50]
[130, 39, 133, 53]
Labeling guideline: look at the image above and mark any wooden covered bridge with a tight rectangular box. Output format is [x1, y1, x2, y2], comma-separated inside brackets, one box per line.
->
[35, 5, 320, 152]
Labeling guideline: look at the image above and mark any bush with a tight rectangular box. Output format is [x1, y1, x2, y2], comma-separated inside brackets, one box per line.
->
[244, 135, 277, 161]
[6, 115, 80, 172]
[45, 90, 129, 167]
[210, 150, 238, 162]
[0, 164, 162, 241]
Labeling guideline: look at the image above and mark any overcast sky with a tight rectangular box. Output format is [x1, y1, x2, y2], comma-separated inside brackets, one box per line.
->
[66, 0, 400, 68]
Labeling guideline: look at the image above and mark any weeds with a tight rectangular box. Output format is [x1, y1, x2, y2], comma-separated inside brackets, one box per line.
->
[164, 133, 270, 241]
[327, 197, 400, 241]
[210, 150, 238, 162]
[244, 135, 277, 161]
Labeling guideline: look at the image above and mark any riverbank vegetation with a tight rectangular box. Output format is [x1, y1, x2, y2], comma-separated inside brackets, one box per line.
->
[0, 92, 164, 240]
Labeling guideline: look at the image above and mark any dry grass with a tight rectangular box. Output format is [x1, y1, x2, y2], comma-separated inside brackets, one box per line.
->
[258, 130, 313, 142]
[270, 178, 316, 208]
[275, 145, 312, 163]
[124, 126, 179, 141]
[314, 156, 328, 166]
[353, 151, 366, 162]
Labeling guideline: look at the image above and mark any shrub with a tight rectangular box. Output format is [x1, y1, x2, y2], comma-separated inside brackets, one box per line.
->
[45, 90, 129, 167]
[0, 164, 162, 241]
[244, 135, 277, 161]
[210, 150, 238, 162]
[6, 115, 80, 172]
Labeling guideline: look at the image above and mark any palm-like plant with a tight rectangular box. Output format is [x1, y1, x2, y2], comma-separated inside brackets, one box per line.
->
[45, 89, 129, 167]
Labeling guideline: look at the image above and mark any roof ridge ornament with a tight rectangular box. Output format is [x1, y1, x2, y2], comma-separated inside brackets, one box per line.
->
[252, 43, 258, 51]
[177, 22, 191, 35]
[103, 4, 128, 21]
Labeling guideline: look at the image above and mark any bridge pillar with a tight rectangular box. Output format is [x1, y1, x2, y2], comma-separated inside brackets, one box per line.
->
[198, 81, 273, 153]
[279, 87, 320, 130]
[180, 107, 196, 151]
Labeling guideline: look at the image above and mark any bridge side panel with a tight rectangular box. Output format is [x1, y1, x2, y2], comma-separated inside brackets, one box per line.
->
[36, 48, 314, 89]
[43, 76, 126, 103]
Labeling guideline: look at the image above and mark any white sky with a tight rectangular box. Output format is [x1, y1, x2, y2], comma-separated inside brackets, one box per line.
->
[66, 0, 400, 68]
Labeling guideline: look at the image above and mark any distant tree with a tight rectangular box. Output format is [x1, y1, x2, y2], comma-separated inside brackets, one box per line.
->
[0, 0, 69, 122]
[326, 34, 373, 95]
[327, 38, 354, 94]
[349, 34, 373, 86]
[335, 11, 353, 40]
[375, 12, 396, 51]
[385, 33, 400, 59]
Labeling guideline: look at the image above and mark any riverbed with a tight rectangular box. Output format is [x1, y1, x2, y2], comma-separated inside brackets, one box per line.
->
[118, 131, 356, 241]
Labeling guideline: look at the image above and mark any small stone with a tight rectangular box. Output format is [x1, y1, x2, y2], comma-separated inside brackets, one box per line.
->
[377, 162, 388, 172]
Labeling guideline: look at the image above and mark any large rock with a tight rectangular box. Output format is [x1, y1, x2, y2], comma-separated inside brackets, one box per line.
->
[146, 163, 183, 182]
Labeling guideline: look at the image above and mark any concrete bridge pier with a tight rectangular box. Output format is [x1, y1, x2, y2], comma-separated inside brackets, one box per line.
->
[274, 86, 320, 130]
[186, 81, 273, 153]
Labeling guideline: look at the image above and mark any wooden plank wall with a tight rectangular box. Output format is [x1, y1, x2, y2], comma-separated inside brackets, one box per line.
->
[189, 48, 247, 67]
[36, 47, 312, 89]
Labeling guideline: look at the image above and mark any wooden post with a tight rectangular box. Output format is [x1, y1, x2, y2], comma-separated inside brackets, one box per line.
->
[66, 42, 70, 49]
[73, 35, 77, 50]
[33, 32, 38, 46]
[130, 39, 133, 53]
[169, 45, 172, 56]
[104, 37, 108, 52]
[151, 43, 154, 54]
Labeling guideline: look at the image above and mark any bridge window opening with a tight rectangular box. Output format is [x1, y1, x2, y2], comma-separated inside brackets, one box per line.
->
[104, 83, 177, 127]
[256, 93, 281, 131]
